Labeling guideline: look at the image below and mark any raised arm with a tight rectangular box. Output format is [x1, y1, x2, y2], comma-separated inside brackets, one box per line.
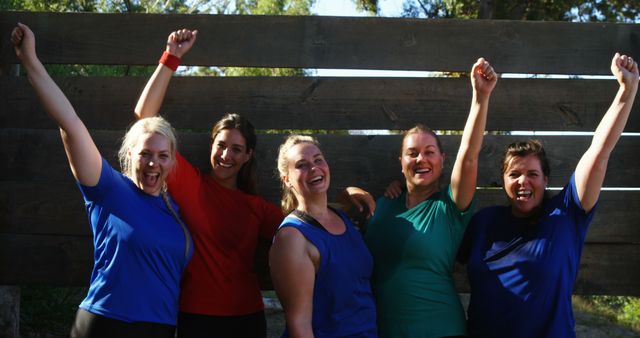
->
[134, 29, 197, 119]
[575, 53, 639, 212]
[270, 227, 317, 338]
[11, 23, 101, 186]
[450, 58, 497, 210]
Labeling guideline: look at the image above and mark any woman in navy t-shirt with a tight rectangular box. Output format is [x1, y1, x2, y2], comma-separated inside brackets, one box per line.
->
[458, 53, 638, 338]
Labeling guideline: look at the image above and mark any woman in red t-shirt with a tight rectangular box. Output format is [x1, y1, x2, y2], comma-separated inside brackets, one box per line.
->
[134, 29, 283, 338]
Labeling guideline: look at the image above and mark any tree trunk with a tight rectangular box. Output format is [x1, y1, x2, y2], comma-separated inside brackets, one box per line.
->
[478, 0, 495, 19]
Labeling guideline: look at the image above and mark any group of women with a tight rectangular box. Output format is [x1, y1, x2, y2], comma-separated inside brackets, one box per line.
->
[11, 22, 638, 338]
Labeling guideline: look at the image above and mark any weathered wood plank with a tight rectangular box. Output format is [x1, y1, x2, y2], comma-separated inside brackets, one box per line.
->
[2, 181, 638, 244]
[2, 76, 638, 132]
[0, 234, 93, 286]
[1, 233, 636, 295]
[2, 129, 639, 188]
[1, 12, 638, 74]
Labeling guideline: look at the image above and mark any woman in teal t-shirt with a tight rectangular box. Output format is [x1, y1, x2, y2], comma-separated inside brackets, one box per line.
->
[364, 58, 497, 338]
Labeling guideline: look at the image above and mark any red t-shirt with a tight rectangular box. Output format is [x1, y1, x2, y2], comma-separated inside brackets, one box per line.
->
[168, 152, 283, 316]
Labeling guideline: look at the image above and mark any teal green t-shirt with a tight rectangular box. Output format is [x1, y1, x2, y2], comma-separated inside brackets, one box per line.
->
[365, 186, 475, 338]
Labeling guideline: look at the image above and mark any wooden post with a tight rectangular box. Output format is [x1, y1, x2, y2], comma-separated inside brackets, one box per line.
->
[0, 54, 21, 338]
[0, 286, 20, 338]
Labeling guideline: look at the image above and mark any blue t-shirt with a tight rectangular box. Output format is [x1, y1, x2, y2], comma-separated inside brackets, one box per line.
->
[279, 209, 377, 338]
[461, 173, 596, 338]
[77, 158, 193, 324]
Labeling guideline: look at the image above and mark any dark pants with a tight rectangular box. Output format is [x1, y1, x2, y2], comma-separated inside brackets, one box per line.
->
[69, 308, 176, 338]
[177, 311, 267, 338]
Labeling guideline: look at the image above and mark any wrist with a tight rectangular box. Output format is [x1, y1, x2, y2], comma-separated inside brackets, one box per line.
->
[159, 51, 181, 72]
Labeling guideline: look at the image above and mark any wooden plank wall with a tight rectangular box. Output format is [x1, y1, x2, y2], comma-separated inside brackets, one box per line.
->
[0, 12, 638, 295]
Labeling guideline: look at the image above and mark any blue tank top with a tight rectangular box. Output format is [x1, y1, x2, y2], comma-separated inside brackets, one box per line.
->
[279, 209, 377, 338]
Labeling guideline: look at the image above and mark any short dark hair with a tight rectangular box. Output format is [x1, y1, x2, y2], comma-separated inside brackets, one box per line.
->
[501, 139, 550, 178]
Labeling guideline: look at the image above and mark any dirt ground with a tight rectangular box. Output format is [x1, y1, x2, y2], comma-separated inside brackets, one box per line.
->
[264, 297, 640, 338]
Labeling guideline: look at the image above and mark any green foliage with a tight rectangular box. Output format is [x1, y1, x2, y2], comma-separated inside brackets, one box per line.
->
[3, 0, 197, 13]
[354, 0, 377, 15]
[41, 64, 156, 76]
[574, 295, 640, 332]
[221, 67, 307, 76]
[402, 0, 476, 19]
[20, 286, 88, 337]
[396, 0, 640, 22]
[5, 0, 317, 76]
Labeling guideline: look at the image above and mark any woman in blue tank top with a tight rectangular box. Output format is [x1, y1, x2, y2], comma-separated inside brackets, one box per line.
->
[270, 135, 378, 337]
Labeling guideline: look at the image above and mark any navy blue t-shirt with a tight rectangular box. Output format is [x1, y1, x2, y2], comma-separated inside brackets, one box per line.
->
[460, 173, 596, 338]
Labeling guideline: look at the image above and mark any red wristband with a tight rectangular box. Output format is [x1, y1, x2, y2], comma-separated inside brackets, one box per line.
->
[159, 51, 181, 71]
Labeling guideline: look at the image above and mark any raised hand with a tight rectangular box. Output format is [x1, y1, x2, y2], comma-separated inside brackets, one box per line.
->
[10, 22, 37, 62]
[471, 57, 498, 99]
[166, 28, 198, 58]
[611, 53, 639, 89]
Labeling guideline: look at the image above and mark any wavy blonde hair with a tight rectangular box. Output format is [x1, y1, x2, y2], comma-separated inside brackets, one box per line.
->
[118, 116, 177, 180]
[276, 134, 321, 214]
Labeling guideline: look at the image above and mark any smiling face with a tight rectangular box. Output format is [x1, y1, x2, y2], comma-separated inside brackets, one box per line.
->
[210, 128, 252, 190]
[283, 142, 330, 200]
[503, 153, 549, 218]
[129, 132, 175, 196]
[400, 132, 445, 191]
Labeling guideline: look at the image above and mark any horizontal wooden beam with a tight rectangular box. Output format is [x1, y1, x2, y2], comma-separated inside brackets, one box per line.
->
[2, 180, 638, 243]
[2, 129, 639, 187]
[1, 233, 636, 295]
[1, 12, 638, 74]
[2, 76, 637, 132]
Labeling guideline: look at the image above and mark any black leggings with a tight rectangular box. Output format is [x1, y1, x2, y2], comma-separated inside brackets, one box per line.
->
[69, 308, 176, 338]
[177, 310, 267, 338]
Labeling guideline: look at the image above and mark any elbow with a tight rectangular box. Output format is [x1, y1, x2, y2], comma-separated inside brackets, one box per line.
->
[133, 106, 145, 120]
[287, 320, 314, 338]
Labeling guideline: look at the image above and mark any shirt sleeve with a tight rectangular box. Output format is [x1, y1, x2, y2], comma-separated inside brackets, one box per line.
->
[77, 158, 118, 204]
[564, 172, 598, 236]
[167, 151, 201, 202]
[445, 184, 476, 228]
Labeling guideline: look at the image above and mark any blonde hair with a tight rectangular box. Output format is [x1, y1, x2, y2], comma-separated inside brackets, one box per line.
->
[118, 116, 178, 180]
[277, 135, 321, 214]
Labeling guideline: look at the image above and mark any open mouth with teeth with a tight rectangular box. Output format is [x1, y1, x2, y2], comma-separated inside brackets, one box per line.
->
[414, 167, 432, 174]
[216, 159, 233, 168]
[308, 175, 324, 185]
[516, 190, 533, 200]
[142, 172, 160, 188]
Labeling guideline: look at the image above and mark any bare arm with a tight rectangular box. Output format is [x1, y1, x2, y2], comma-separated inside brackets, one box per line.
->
[336, 186, 376, 217]
[450, 58, 497, 210]
[575, 53, 639, 212]
[11, 23, 101, 186]
[270, 227, 317, 338]
[134, 29, 197, 119]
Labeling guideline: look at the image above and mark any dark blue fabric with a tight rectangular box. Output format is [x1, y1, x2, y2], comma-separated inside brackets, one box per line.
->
[279, 210, 377, 338]
[77, 158, 192, 325]
[463, 173, 596, 338]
